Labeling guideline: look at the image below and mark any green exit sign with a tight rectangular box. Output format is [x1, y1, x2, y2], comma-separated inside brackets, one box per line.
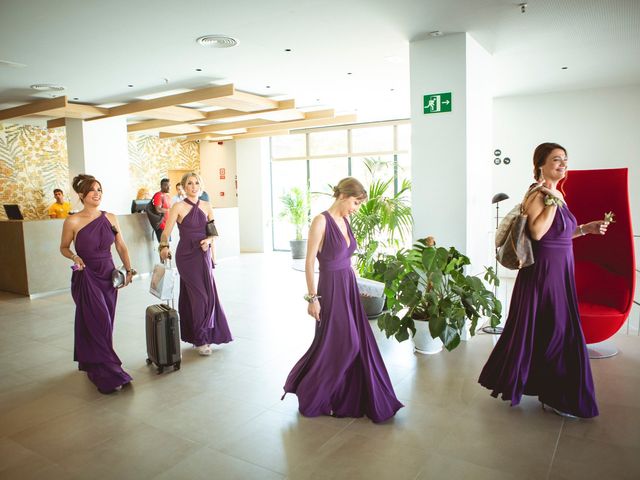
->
[423, 92, 452, 114]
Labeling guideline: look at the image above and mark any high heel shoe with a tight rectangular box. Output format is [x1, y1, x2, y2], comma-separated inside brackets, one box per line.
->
[541, 402, 578, 419]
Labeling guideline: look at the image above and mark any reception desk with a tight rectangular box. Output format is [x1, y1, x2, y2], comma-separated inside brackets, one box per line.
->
[0, 208, 240, 296]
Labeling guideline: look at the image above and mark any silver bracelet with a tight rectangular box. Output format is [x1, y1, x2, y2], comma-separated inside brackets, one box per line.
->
[579, 224, 585, 236]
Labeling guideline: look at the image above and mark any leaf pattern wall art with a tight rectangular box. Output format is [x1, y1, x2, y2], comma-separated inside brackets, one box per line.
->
[0, 124, 200, 220]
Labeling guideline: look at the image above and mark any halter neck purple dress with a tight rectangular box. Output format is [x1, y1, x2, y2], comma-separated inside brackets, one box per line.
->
[71, 212, 132, 393]
[283, 211, 403, 423]
[479, 203, 598, 418]
[176, 198, 232, 347]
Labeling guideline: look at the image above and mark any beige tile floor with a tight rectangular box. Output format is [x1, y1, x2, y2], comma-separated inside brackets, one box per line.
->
[0, 252, 639, 479]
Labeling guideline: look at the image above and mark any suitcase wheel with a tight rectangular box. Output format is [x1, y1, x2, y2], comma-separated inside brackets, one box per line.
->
[157, 366, 164, 375]
[173, 362, 181, 371]
[146, 358, 152, 365]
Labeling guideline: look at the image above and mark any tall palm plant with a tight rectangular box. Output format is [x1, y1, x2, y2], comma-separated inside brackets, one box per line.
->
[350, 157, 413, 279]
[279, 187, 308, 241]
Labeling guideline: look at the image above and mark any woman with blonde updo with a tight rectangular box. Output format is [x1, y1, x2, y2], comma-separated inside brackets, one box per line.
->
[59, 174, 134, 393]
[159, 172, 232, 356]
[283, 177, 403, 423]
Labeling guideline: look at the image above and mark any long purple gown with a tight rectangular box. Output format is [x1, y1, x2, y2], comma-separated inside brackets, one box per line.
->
[283, 211, 403, 423]
[478, 203, 599, 418]
[71, 212, 132, 393]
[176, 198, 232, 346]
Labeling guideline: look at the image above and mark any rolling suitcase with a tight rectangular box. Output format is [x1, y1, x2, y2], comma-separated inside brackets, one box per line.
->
[145, 303, 181, 374]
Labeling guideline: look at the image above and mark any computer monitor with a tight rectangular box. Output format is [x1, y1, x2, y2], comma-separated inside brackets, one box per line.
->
[3, 204, 24, 220]
[131, 199, 150, 214]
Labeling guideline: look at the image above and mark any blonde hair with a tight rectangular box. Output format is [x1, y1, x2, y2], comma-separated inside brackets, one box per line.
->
[180, 172, 204, 192]
[136, 187, 150, 200]
[332, 177, 367, 200]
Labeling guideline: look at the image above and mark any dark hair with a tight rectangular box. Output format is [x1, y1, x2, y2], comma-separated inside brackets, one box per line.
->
[332, 177, 367, 200]
[53, 188, 63, 195]
[160, 178, 170, 185]
[72, 174, 102, 203]
[533, 142, 567, 181]
[176, 182, 181, 188]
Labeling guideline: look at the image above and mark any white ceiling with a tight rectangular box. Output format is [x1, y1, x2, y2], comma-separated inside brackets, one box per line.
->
[1, 0, 639, 122]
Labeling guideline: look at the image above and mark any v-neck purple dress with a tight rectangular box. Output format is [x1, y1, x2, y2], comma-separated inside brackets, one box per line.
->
[283, 211, 403, 423]
[479, 204, 598, 418]
[176, 198, 232, 347]
[71, 212, 132, 393]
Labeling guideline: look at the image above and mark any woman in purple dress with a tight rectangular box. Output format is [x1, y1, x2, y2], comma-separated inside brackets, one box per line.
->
[160, 172, 232, 356]
[283, 177, 403, 423]
[60, 174, 134, 394]
[479, 143, 610, 418]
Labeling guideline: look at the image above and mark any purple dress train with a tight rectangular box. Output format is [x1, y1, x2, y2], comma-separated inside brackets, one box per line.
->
[283, 211, 403, 423]
[71, 212, 132, 393]
[176, 198, 232, 346]
[478, 204, 598, 418]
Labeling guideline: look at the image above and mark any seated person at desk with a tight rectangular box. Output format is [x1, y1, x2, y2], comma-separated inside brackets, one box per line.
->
[48, 189, 72, 219]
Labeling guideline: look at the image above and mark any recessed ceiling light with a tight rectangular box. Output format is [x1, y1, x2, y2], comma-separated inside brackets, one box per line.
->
[128, 84, 134, 87]
[30, 83, 65, 91]
[266, 85, 271, 89]
[195, 68, 202, 72]
[347, 72, 352, 75]
[429, 31, 443, 37]
[561, 66, 568, 70]
[196, 35, 239, 48]
[284, 48, 292, 52]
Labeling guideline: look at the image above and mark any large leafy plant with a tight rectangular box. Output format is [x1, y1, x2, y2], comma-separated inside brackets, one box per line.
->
[279, 187, 308, 240]
[375, 238, 502, 351]
[349, 157, 413, 280]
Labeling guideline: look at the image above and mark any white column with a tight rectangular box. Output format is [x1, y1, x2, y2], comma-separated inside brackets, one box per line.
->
[66, 117, 131, 214]
[410, 32, 493, 269]
[236, 138, 273, 253]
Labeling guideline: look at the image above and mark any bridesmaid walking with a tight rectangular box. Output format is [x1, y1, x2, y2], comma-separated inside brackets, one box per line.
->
[60, 174, 134, 394]
[479, 143, 609, 418]
[283, 177, 403, 423]
[160, 172, 232, 355]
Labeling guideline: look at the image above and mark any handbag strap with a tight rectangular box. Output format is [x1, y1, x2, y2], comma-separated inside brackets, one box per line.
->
[519, 184, 544, 214]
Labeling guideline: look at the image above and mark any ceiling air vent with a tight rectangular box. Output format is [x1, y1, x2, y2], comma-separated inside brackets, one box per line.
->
[30, 84, 66, 91]
[196, 35, 239, 48]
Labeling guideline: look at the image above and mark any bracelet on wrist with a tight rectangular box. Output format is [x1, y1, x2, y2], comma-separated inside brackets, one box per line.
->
[303, 293, 321, 303]
[158, 243, 170, 253]
[126, 268, 137, 276]
[579, 224, 586, 236]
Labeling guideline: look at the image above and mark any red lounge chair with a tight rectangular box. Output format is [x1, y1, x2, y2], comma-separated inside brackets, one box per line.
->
[561, 168, 636, 358]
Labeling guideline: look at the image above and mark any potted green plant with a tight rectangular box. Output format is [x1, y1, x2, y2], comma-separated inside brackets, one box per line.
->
[280, 187, 309, 259]
[374, 237, 501, 353]
[349, 158, 413, 318]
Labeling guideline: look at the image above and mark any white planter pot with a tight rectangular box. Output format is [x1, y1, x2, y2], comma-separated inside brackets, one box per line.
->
[413, 319, 443, 355]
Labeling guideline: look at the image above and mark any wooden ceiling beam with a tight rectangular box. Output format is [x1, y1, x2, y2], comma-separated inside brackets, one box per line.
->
[137, 106, 206, 122]
[0, 96, 67, 121]
[244, 114, 357, 134]
[198, 118, 277, 134]
[47, 118, 66, 129]
[198, 91, 279, 112]
[100, 84, 235, 118]
[127, 99, 296, 133]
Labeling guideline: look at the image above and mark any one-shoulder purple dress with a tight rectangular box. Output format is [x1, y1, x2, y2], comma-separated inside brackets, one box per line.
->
[479, 204, 598, 418]
[176, 198, 232, 347]
[71, 212, 132, 393]
[283, 211, 403, 423]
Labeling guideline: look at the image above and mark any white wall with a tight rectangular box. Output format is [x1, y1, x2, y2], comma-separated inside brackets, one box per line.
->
[410, 33, 467, 249]
[199, 140, 238, 208]
[66, 117, 131, 214]
[465, 34, 493, 272]
[236, 138, 273, 253]
[492, 84, 640, 235]
[410, 32, 493, 270]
